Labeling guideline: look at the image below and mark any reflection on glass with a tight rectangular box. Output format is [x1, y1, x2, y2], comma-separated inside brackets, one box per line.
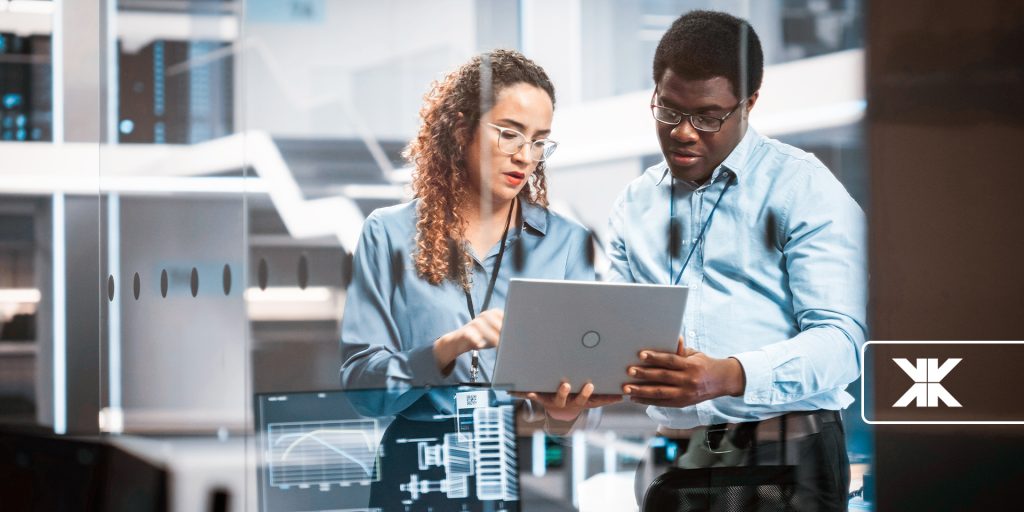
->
[298, 253, 309, 290]
[258, 257, 269, 291]
[222, 263, 231, 296]
[160, 268, 168, 298]
[190, 267, 199, 297]
[255, 387, 521, 511]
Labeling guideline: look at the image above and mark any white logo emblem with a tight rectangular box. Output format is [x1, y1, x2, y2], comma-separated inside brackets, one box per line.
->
[892, 358, 963, 408]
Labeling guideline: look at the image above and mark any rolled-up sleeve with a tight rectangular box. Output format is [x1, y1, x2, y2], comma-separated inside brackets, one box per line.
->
[339, 213, 450, 416]
[731, 165, 868, 406]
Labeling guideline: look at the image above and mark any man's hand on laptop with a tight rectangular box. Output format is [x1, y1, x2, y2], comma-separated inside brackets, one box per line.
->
[622, 336, 747, 407]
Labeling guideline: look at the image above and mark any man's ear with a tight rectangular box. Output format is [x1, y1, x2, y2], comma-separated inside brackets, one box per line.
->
[744, 90, 760, 117]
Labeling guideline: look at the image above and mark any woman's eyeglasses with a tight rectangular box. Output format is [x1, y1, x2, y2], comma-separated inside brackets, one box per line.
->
[486, 123, 558, 162]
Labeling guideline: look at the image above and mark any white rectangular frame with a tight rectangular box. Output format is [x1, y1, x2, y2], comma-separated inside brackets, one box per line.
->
[861, 340, 1024, 425]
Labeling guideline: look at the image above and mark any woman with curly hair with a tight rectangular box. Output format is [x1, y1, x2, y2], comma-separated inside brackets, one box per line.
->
[339, 50, 616, 509]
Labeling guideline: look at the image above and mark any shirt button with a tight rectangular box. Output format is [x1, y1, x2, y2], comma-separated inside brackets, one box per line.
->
[687, 330, 696, 338]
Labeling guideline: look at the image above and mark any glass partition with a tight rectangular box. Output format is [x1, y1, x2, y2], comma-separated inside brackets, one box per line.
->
[98, 0, 250, 510]
[0, 1, 871, 510]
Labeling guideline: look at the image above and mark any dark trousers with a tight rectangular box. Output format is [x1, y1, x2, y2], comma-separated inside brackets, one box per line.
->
[635, 415, 850, 512]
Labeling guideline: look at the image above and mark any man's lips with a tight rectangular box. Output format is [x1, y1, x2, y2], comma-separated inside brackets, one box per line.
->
[669, 150, 701, 165]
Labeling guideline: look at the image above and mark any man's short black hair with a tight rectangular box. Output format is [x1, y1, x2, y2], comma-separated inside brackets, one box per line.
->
[653, 10, 764, 99]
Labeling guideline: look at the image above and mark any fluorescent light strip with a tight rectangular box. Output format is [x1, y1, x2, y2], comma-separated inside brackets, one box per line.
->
[603, 431, 617, 474]
[243, 287, 332, 303]
[0, 175, 268, 196]
[0, 288, 42, 303]
[531, 430, 546, 477]
[106, 194, 122, 423]
[8, 0, 55, 14]
[571, 430, 586, 508]
[53, 193, 66, 435]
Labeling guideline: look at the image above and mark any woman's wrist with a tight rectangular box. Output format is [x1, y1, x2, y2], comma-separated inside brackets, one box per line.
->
[544, 409, 583, 435]
[433, 332, 466, 375]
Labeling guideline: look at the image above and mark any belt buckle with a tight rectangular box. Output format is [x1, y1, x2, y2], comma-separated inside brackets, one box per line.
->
[704, 425, 732, 454]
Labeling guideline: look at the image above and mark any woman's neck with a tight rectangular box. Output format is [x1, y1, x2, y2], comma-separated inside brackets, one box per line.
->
[462, 196, 518, 257]
[463, 196, 517, 228]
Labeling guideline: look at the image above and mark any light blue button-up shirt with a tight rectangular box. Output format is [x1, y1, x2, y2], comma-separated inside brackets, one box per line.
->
[607, 127, 867, 428]
[340, 198, 595, 419]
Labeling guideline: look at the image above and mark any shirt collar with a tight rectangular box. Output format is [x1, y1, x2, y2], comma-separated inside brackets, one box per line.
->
[519, 197, 548, 235]
[655, 127, 760, 187]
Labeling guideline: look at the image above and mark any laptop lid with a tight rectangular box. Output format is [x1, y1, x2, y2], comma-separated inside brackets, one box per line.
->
[492, 279, 687, 395]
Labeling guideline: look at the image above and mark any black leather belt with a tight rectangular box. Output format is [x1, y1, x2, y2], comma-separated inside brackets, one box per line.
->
[657, 409, 841, 449]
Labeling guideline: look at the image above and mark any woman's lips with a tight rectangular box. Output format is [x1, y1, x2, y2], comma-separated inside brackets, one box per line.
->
[503, 171, 525, 186]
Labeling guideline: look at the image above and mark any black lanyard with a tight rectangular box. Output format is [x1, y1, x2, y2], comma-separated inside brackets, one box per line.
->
[669, 171, 734, 286]
[464, 197, 516, 382]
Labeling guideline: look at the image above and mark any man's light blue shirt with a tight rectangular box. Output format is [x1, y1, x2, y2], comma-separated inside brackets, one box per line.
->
[607, 127, 868, 428]
[340, 199, 594, 419]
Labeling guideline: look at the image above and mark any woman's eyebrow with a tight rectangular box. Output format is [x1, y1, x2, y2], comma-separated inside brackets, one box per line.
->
[494, 118, 527, 131]
[495, 118, 551, 137]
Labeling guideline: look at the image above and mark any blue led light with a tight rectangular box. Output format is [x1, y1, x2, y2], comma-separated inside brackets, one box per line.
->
[3, 93, 23, 109]
[153, 42, 165, 116]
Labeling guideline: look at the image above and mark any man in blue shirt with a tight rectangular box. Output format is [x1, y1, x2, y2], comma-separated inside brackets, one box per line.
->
[610, 10, 867, 511]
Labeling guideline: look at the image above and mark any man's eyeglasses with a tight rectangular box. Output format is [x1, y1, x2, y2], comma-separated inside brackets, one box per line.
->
[650, 90, 748, 133]
[486, 123, 558, 162]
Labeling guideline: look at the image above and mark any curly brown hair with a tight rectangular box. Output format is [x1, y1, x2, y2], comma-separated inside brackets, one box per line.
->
[406, 49, 555, 288]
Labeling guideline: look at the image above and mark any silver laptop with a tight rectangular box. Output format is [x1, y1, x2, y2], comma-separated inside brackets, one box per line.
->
[491, 279, 688, 395]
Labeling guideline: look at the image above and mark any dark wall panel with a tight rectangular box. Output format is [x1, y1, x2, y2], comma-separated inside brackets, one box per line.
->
[868, 1, 1024, 510]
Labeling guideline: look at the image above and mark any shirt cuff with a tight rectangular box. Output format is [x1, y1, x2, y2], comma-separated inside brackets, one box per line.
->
[407, 342, 447, 386]
[730, 350, 773, 405]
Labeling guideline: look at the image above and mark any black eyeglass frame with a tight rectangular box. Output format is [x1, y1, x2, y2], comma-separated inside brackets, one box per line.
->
[650, 89, 749, 133]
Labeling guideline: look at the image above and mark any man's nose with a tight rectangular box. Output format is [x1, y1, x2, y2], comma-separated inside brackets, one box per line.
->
[670, 118, 700, 143]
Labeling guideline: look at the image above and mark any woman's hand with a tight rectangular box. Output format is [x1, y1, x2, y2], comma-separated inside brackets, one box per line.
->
[433, 309, 504, 374]
[518, 381, 622, 423]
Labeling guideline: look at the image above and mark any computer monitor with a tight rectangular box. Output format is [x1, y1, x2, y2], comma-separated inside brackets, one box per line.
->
[254, 387, 521, 512]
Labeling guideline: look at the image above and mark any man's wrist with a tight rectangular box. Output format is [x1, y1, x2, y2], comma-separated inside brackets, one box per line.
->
[725, 357, 747, 397]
